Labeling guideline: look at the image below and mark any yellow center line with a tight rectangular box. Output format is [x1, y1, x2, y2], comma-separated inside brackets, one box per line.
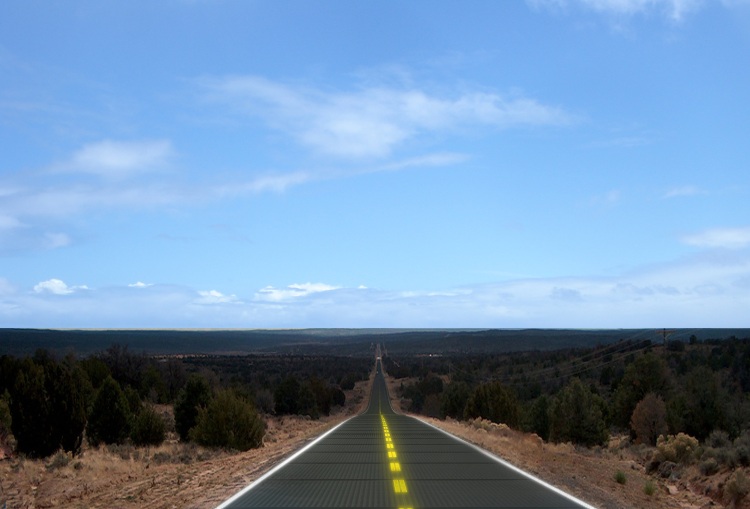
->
[381, 414, 414, 508]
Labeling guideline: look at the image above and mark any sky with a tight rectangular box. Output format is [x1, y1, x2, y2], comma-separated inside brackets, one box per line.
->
[1, 0, 749, 328]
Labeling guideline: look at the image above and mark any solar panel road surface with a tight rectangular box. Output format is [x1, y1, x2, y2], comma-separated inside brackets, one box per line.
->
[217, 361, 596, 508]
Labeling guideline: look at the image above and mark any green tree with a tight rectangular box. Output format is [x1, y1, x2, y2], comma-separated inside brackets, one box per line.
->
[525, 395, 551, 441]
[275, 375, 314, 415]
[79, 357, 111, 390]
[464, 381, 520, 428]
[9, 355, 89, 457]
[11, 359, 56, 457]
[682, 367, 728, 440]
[87, 376, 132, 446]
[440, 381, 470, 419]
[549, 378, 608, 446]
[50, 357, 90, 455]
[190, 389, 265, 451]
[0, 391, 11, 443]
[340, 373, 359, 391]
[131, 404, 166, 446]
[309, 377, 333, 416]
[124, 385, 143, 416]
[140, 365, 168, 403]
[297, 383, 319, 419]
[613, 353, 670, 428]
[174, 374, 212, 442]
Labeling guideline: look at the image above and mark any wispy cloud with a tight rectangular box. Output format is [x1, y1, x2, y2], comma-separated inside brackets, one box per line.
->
[200, 76, 573, 159]
[591, 189, 621, 207]
[528, 0, 705, 21]
[52, 139, 174, 180]
[682, 227, 750, 249]
[6, 250, 750, 327]
[255, 283, 341, 302]
[1, 137, 469, 255]
[663, 185, 703, 198]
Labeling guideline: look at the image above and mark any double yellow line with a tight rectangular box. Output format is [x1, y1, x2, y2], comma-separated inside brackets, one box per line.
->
[380, 414, 413, 509]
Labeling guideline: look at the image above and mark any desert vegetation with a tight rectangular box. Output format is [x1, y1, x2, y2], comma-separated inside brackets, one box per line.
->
[387, 333, 750, 506]
[0, 343, 372, 461]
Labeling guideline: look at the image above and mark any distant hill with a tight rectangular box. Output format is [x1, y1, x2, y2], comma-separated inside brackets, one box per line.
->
[1, 328, 748, 358]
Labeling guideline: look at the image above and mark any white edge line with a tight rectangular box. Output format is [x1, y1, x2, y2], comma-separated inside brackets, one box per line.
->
[214, 417, 354, 509]
[414, 416, 600, 509]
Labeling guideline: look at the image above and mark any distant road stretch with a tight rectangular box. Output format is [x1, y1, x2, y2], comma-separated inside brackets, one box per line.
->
[217, 361, 596, 509]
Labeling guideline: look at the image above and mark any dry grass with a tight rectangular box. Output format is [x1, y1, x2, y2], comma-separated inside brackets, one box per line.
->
[383, 372, 721, 509]
[0, 371, 373, 509]
[3, 367, 736, 509]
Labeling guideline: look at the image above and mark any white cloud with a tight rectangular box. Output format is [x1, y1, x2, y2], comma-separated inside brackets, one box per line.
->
[255, 282, 341, 302]
[58, 139, 174, 179]
[129, 281, 152, 288]
[32, 278, 88, 295]
[201, 76, 572, 159]
[5, 250, 750, 327]
[682, 227, 750, 249]
[196, 289, 241, 304]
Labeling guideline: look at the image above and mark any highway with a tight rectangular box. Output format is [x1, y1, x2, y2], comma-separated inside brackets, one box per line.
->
[217, 360, 595, 508]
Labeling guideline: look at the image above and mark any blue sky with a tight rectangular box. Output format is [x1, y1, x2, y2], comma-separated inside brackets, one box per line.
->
[1, 0, 749, 328]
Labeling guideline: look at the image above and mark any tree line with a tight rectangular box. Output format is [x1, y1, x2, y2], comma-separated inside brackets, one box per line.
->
[388, 335, 750, 448]
[0, 345, 370, 458]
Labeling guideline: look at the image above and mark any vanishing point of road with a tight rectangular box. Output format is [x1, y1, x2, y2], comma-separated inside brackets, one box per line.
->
[217, 359, 596, 509]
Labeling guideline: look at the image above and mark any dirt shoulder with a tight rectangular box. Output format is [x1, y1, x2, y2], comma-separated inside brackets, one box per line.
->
[0, 372, 373, 509]
[384, 373, 717, 509]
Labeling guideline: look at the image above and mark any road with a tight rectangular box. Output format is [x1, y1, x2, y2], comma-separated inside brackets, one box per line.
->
[217, 360, 595, 508]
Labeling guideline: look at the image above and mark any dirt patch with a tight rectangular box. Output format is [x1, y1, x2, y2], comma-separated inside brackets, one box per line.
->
[0, 372, 373, 509]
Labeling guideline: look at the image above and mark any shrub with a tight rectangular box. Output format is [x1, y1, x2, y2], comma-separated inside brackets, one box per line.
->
[644, 480, 656, 496]
[255, 389, 275, 414]
[735, 432, 750, 467]
[131, 404, 166, 446]
[699, 457, 719, 476]
[190, 389, 265, 451]
[656, 433, 699, 465]
[46, 450, 71, 471]
[614, 471, 627, 484]
[707, 430, 731, 449]
[725, 470, 750, 505]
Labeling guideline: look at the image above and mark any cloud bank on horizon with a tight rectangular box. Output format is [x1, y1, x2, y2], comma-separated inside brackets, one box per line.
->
[1, 0, 749, 328]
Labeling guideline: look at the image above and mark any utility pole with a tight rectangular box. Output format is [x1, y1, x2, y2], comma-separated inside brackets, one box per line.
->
[658, 328, 675, 354]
